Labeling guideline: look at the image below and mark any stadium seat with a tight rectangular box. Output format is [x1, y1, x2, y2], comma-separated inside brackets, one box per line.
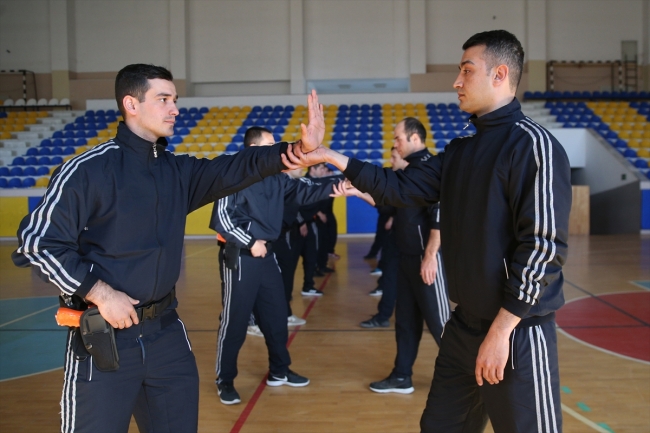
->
[22, 177, 36, 187]
[10, 167, 23, 176]
[0, 178, 8, 188]
[36, 166, 50, 176]
[12, 157, 25, 166]
[0, 167, 8, 176]
[25, 157, 38, 165]
[8, 178, 22, 188]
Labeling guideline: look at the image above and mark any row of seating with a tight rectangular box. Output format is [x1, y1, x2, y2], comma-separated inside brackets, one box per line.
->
[1, 166, 53, 176]
[525, 90, 650, 100]
[2, 98, 70, 107]
[0, 177, 47, 188]
[10, 156, 65, 166]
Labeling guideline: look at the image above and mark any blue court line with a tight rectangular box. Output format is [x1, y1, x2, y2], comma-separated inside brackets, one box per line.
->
[631, 280, 650, 290]
[0, 297, 66, 381]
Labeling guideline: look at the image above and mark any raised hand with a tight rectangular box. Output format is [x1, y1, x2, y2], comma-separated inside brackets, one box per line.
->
[300, 89, 325, 152]
[330, 180, 360, 198]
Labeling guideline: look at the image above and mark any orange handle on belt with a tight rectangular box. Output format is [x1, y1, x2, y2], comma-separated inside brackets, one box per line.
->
[55, 307, 84, 327]
[217, 233, 227, 243]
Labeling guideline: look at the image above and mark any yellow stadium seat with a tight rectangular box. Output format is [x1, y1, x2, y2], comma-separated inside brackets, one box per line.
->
[631, 131, 643, 139]
[225, 126, 237, 135]
[383, 132, 393, 141]
[208, 107, 219, 113]
[643, 131, 650, 139]
[49, 166, 58, 175]
[640, 139, 650, 148]
[208, 120, 221, 128]
[197, 119, 208, 127]
[74, 146, 87, 155]
[16, 112, 27, 118]
[637, 148, 650, 158]
[194, 152, 204, 159]
[35, 177, 50, 187]
[0, 131, 11, 139]
[200, 143, 213, 152]
[618, 131, 630, 139]
[175, 143, 188, 152]
[182, 136, 195, 144]
[623, 122, 636, 130]
[213, 143, 226, 152]
[382, 141, 392, 149]
[230, 106, 241, 112]
[383, 150, 392, 159]
[87, 137, 100, 146]
[187, 143, 201, 152]
[37, 111, 48, 117]
[225, 113, 236, 120]
[383, 161, 391, 168]
[193, 135, 206, 143]
[64, 155, 74, 162]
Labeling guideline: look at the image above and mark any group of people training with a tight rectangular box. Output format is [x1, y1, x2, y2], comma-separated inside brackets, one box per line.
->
[13, 29, 571, 433]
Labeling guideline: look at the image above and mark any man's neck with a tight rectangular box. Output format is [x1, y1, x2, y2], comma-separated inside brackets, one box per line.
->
[475, 94, 516, 118]
[124, 118, 158, 143]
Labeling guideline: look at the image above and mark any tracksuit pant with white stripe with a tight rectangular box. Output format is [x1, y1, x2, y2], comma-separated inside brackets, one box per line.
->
[60, 309, 198, 433]
[216, 247, 291, 384]
[392, 252, 450, 378]
[420, 309, 562, 433]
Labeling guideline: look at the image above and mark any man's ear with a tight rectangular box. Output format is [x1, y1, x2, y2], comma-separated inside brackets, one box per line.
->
[494, 64, 509, 86]
[123, 95, 138, 116]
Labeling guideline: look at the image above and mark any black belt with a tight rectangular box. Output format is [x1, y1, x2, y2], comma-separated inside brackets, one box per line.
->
[135, 288, 175, 321]
[455, 307, 555, 332]
[223, 241, 274, 256]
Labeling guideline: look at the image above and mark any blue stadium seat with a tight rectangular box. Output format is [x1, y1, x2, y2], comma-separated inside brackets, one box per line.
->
[0, 167, 8, 176]
[51, 147, 63, 156]
[272, 126, 285, 134]
[40, 138, 53, 147]
[22, 177, 36, 188]
[635, 159, 649, 169]
[12, 157, 25, 166]
[343, 141, 356, 150]
[26, 147, 39, 156]
[10, 167, 23, 176]
[0, 178, 7, 188]
[199, 107, 209, 113]
[39, 148, 52, 156]
[358, 132, 370, 141]
[38, 156, 51, 165]
[169, 136, 183, 145]
[225, 143, 239, 152]
[232, 134, 244, 143]
[343, 150, 355, 158]
[179, 108, 188, 114]
[25, 156, 38, 165]
[52, 131, 63, 139]
[8, 178, 22, 188]
[64, 138, 76, 147]
[63, 147, 75, 155]
[614, 139, 627, 148]
[76, 138, 88, 146]
[356, 140, 370, 149]
[330, 141, 342, 150]
[64, 123, 75, 131]
[63, 130, 75, 138]
[623, 149, 637, 158]
[36, 166, 50, 176]
[368, 150, 383, 159]
[356, 150, 369, 160]
[23, 167, 36, 176]
[51, 156, 63, 165]
[188, 107, 198, 114]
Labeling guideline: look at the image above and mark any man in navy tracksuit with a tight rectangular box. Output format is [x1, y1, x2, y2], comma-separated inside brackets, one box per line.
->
[209, 127, 337, 405]
[11, 65, 323, 433]
[291, 30, 571, 432]
[368, 120, 450, 394]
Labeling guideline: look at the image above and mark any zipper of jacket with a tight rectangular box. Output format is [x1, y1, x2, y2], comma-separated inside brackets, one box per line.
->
[149, 143, 162, 309]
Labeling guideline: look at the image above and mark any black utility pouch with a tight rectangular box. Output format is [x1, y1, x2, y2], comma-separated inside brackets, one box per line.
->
[80, 307, 119, 372]
[224, 242, 240, 270]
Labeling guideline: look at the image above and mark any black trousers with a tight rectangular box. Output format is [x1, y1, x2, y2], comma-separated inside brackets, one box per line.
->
[420, 311, 562, 433]
[216, 248, 291, 383]
[374, 229, 399, 322]
[61, 310, 199, 433]
[274, 224, 317, 316]
[315, 212, 337, 269]
[393, 252, 450, 378]
[367, 212, 391, 258]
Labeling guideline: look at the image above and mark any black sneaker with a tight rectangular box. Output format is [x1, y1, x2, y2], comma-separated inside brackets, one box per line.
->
[369, 375, 414, 394]
[301, 287, 324, 296]
[360, 317, 390, 328]
[314, 269, 325, 277]
[368, 288, 383, 296]
[217, 381, 241, 405]
[267, 369, 310, 387]
[320, 266, 335, 273]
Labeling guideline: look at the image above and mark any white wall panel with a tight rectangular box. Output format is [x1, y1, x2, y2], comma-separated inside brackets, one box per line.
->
[426, 0, 526, 64]
[304, 0, 409, 80]
[0, 0, 51, 73]
[188, 0, 290, 83]
[547, 0, 644, 61]
[73, 0, 170, 72]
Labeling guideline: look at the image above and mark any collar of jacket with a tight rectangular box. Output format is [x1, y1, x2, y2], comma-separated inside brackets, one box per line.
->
[116, 121, 169, 159]
[404, 147, 431, 163]
[468, 97, 524, 132]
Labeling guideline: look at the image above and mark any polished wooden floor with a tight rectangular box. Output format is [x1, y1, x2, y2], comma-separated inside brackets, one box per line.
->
[1, 234, 649, 433]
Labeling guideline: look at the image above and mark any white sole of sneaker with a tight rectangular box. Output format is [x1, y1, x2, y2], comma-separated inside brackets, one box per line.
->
[219, 397, 241, 405]
[301, 292, 323, 297]
[369, 386, 414, 394]
[266, 378, 311, 387]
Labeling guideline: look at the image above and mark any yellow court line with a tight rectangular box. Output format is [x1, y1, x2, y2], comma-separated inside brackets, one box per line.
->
[0, 303, 58, 328]
[561, 403, 611, 433]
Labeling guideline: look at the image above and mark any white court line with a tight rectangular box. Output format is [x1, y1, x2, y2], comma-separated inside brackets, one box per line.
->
[0, 366, 63, 383]
[561, 403, 610, 433]
[628, 280, 650, 291]
[557, 327, 650, 365]
[182, 245, 218, 260]
[0, 304, 58, 328]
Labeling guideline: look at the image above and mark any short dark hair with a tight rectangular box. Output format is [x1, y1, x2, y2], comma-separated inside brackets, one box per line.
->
[115, 64, 173, 117]
[402, 117, 426, 142]
[243, 126, 273, 147]
[462, 30, 524, 91]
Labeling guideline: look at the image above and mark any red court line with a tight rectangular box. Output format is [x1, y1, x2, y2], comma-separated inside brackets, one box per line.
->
[230, 273, 332, 433]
